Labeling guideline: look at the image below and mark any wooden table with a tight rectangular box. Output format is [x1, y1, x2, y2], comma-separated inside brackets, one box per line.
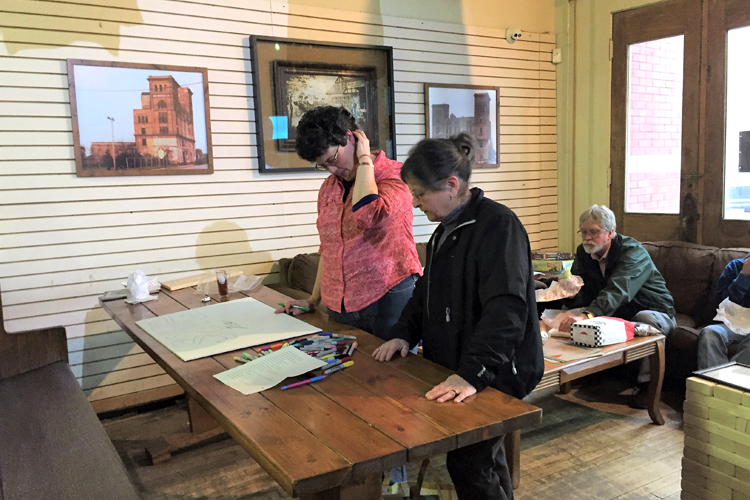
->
[504, 332, 666, 489]
[101, 285, 542, 500]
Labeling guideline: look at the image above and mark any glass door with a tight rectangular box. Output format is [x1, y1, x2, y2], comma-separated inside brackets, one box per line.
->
[703, 0, 750, 246]
[610, 0, 702, 242]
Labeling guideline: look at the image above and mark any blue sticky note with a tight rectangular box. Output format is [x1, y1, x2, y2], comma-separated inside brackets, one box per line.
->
[269, 116, 288, 140]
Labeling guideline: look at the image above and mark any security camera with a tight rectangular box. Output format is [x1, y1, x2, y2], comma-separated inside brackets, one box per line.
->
[506, 28, 522, 44]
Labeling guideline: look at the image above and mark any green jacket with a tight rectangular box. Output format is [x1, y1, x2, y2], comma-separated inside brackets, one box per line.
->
[564, 234, 675, 319]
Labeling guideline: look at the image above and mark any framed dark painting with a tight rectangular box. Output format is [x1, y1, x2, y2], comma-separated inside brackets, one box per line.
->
[250, 36, 396, 173]
[273, 61, 379, 153]
[425, 83, 499, 169]
[67, 59, 213, 177]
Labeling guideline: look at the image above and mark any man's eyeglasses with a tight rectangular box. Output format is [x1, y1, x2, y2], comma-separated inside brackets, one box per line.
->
[577, 229, 608, 238]
[315, 146, 340, 171]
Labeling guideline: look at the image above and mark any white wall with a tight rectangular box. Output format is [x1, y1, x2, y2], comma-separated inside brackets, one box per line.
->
[0, 0, 558, 411]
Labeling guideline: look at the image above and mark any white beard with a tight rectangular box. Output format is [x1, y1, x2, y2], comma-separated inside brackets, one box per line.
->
[583, 242, 606, 255]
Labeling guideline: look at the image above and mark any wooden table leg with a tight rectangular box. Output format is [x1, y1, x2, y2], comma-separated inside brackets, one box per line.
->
[144, 395, 229, 465]
[559, 381, 572, 394]
[646, 339, 666, 426]
[505, 430, 521, 489]
[299, 473, 382, 500]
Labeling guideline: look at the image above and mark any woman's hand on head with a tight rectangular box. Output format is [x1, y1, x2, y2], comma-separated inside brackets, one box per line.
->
[425, 374, 477, 403]
[372, 338, 409, 361]
[274, 298, 316, 316]
[352, 130, 371, 161]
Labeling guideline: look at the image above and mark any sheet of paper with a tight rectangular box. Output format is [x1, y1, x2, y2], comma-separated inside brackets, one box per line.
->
[135, 297, 320, 361]
[543, 338, 602, 363]
[214, 346, 327, 395]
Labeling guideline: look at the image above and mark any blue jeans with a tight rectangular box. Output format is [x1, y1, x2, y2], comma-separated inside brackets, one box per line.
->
[697, 323, 750, 369]
[326, 274, 417, 487]
[327, 274, 418, 341]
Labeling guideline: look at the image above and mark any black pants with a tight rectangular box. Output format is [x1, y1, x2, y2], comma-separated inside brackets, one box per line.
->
[446, 435, 513, 500]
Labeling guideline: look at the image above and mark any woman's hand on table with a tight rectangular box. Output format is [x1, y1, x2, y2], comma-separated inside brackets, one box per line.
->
[352, 130, 372, 162]
[426, 374, 476, 403]
[372, 338, 409, 361]
[559, 313, 587, 333]
[274, 298, 316, 316]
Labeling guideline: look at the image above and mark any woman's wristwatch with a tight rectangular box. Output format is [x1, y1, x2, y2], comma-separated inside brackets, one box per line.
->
[583, 311, 595, 319]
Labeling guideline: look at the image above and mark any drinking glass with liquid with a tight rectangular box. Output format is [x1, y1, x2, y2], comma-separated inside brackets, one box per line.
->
[216, 270, 229, 300]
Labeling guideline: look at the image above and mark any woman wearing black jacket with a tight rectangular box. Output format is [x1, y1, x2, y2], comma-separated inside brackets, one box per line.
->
[373, 133, 543, 500]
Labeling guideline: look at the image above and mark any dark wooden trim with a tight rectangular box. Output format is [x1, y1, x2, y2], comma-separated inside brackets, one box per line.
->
[702, 0, 750, 246]
[66, 58, 213, 178]
[424, 82, 500, 169]
[609, 0, 702, 243]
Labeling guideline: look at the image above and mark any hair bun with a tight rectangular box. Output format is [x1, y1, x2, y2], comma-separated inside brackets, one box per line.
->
[451, 133, 476, 163]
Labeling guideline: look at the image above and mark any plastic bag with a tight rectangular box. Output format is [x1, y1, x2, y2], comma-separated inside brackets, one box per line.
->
[714, 297, 750, 335]
[126, 270, 157, 304]
[535, 275, 584, 302]
[541, 307, 586, 332]
[194, 271, 262, 296]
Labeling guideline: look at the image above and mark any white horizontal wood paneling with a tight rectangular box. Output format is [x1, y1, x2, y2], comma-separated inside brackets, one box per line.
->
[0, 0, 557, 409]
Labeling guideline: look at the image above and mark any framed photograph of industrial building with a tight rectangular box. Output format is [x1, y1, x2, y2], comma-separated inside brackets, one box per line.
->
[67, 59, 213, 177]
[250, 36, 396, 174]
[424, 83, 499, 169]
[273, 61, 379, 153]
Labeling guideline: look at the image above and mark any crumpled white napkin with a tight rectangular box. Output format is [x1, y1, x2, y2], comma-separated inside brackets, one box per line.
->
[126, 270, 157, 304]
[714, 297, 750, 335]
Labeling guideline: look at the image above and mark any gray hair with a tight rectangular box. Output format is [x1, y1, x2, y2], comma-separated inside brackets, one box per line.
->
[579, 204, 617, 232]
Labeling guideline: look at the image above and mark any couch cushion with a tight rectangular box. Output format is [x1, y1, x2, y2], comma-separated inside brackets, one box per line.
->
[714, 247, 750, 282]
[0, 362, 138, 500]
[287, 253, 320, 295]
[643, 241, 718, 324]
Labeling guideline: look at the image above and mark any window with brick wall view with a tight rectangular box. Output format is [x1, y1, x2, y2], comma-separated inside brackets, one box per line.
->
[724, 26, 750, 221]
[626, 36, 684, 214]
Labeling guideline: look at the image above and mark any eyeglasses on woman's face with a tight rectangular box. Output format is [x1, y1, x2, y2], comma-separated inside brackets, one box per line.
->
[315, 145, 341, 171]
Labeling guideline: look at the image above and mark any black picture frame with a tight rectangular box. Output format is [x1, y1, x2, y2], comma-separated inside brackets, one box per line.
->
[272, 61, 379, 153]
[694, 361, 750, 392]
[249, 36, 396, 174]
[424, 83, 500, 169]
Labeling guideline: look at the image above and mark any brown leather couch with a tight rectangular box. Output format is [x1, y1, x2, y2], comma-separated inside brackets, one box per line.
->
[0, 288, 139, 500]
[642, 241, 750, 379]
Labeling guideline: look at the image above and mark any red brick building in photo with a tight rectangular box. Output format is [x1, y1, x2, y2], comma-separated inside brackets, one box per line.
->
[133, 75, 196, 164]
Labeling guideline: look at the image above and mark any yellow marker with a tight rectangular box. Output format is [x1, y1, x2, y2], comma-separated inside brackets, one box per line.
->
[321, 353, 336, 360]
[323, 360, 354, 375]
[282, 343, 289, 348]
[234, 356, 249, 364]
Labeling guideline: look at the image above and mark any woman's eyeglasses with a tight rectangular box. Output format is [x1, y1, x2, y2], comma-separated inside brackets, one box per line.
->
[315, 146, 340, 171]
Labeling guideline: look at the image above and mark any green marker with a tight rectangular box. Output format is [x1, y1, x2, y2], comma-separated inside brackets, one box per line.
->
[278, 302, 311, 312]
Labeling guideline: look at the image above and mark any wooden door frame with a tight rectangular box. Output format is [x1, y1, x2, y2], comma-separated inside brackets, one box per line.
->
[703, 0, 750, 246]
[610, 0, 703, 242]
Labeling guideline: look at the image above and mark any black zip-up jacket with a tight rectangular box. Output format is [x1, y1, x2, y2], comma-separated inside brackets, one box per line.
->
[390, 188, 544, 399]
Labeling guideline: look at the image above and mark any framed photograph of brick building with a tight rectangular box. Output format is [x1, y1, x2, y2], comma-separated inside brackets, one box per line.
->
[250, 36, 395, 174]
[425, 83, 499, 169]
[67, 60, 213, 177]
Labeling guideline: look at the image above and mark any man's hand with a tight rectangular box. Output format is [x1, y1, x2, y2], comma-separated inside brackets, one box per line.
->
[372, 338, 409, 361]
[742, 257, 750, 277]
[274, 298, 316, 316]
[559, 313, 588, 333]
[425, 374, 477, 403]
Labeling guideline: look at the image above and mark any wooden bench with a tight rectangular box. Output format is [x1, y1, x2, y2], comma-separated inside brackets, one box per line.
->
[0, 288, 139, 500]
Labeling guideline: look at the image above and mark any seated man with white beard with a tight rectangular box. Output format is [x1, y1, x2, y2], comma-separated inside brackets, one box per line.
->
[557, 205, 676, 407]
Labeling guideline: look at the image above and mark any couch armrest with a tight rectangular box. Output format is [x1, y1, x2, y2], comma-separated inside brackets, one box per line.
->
[0, 326, 68, 380]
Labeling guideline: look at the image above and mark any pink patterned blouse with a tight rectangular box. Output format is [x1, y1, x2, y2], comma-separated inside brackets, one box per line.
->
[317, 151, 422, 313]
